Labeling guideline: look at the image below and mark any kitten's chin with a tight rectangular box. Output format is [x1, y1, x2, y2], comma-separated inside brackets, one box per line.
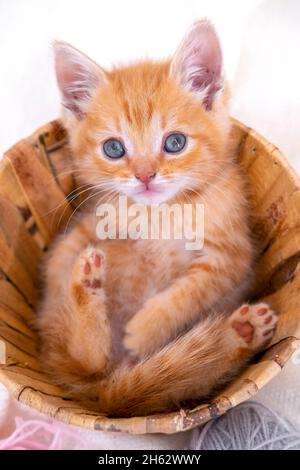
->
[127, 185, 181, 205]
[120, 181, 186, 205]
[130, 190, 170, 205]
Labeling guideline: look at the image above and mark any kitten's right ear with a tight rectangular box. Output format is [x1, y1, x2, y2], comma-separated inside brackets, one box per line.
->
[54, 42, 107, 119]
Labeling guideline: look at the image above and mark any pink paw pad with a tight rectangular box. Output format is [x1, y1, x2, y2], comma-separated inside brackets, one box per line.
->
[77, 246, 105, 293]
[231, 302, 278, 349]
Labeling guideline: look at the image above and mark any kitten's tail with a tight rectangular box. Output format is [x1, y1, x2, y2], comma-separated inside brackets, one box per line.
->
[96, 315, 236, 417]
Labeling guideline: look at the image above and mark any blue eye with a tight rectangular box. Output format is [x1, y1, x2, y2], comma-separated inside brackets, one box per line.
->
[103, 139, 125, 159]
[164, 133, 186, 154]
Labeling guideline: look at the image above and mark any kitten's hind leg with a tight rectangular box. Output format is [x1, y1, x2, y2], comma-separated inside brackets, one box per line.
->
[96, 303, 278, 416]
[68, 246, 112, 374]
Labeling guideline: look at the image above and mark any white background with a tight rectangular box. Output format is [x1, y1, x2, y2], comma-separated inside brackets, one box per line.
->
[0, 0, 262, 155]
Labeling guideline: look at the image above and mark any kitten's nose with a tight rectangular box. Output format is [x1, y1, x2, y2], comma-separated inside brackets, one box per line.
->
[135, 171, 156, 185]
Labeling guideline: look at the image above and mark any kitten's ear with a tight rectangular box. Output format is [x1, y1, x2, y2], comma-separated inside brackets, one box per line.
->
[170, 20, 223, 110]
[54, 42, 107, 119]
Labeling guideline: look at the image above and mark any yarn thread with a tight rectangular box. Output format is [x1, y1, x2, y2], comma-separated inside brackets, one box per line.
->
[0, 417, 87, 450]
[190, 401, 300, 450]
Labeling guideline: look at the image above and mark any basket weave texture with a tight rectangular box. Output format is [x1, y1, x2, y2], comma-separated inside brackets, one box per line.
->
[0, 119, 299, 434]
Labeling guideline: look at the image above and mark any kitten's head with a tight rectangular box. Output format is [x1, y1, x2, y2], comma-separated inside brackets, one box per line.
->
[54, 20, 230, 205]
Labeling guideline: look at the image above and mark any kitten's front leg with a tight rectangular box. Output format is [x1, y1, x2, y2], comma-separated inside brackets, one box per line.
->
[124, 293, 175, 357]
[124, 258, 249, 358]
[68, 246, 112, 374]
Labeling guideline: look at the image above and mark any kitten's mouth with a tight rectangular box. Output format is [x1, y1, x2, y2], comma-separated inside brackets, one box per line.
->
[136, 186, 162, 197]
[132, 185, 166, 204]
[120, 180, 184, 205]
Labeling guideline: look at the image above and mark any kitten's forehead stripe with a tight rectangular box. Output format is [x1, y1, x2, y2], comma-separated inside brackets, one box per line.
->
[121, 98, 154, 128]
[122, 100, 132, 125]
[116, 111, 163, 157]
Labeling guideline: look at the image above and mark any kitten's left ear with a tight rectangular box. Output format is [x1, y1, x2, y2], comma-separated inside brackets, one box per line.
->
[170, 20, 223, 110]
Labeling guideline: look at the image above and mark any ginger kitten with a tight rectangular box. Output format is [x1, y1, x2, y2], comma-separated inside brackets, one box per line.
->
[36, 20, 277, 417]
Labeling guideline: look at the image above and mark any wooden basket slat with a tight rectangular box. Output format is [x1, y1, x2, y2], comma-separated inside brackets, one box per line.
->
[0, 305, 35, 338]
[1, 364, 61, 389]
[0, 325, 37, 357]
[9, 388, 102, 429]
[263, 268, 300, 342]
[0, 194, 42, 278]
[235, 121, 299, 251]
[0, 340, 41, 370]
[214, 362, 280, 409]
[0, 234, 38, 306]
[0, 157, 30, 212]
[254, 190, 300, 292]
[0, 367, 68, 397]
[254, 229, 300, 296]
[42, 146, 75, 198]
[29, 126, 75, 199]
[4, 140, 73, 247]
[31, 120, 67, 149]
[251, 169, 298, 250]
[262, 335, 299, 366]
[209, 337, 299, 410]
[0, 157, 47, 251]
[230, 117, 248, 157]
[22, 392, 95, 424]
[236, 125, 266, 170]
[0, 278, 34, 322]
[248, 162, 298, 249]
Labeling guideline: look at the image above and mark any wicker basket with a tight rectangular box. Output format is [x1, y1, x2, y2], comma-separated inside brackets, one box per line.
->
[0, 118, 299, 434]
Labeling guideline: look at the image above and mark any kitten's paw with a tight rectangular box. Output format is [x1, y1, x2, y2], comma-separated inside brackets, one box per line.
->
[72, 245, 105, 295]
[124, 302, 165, 358]
[123, 317, 148, 359]
[230, 303, 278, 350]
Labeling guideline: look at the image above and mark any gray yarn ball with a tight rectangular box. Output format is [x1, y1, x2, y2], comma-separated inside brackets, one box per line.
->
[190, 401, 300, 450]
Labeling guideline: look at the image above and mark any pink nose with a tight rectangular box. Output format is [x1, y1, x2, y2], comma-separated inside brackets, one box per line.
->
[135, 171, 156, 185]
